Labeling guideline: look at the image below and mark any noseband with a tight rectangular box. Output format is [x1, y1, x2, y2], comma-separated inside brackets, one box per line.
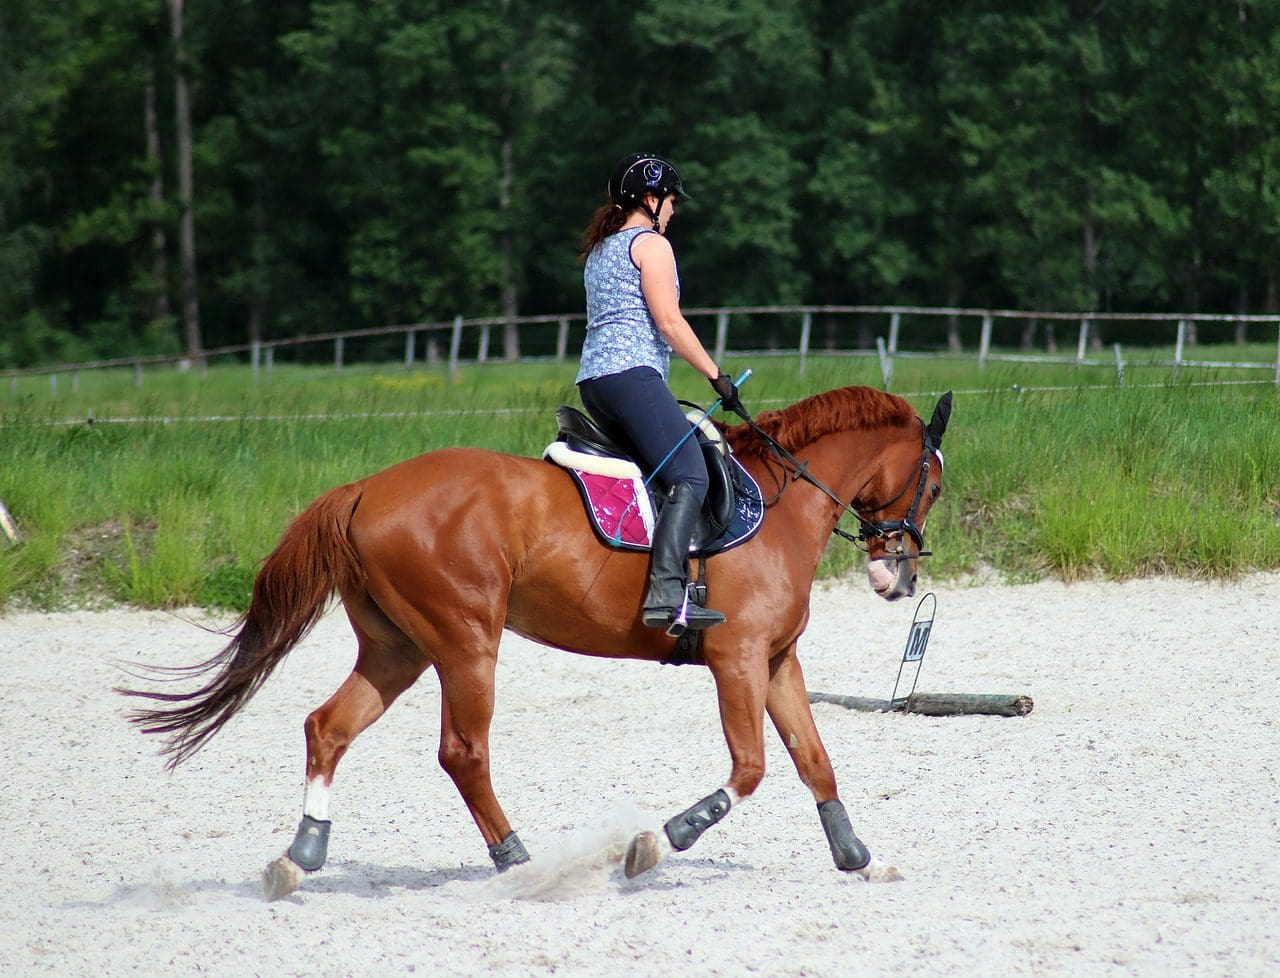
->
[738, 414, 938, 564]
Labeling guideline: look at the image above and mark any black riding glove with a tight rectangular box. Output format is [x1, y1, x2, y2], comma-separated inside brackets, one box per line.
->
[710, 373, 750, 420]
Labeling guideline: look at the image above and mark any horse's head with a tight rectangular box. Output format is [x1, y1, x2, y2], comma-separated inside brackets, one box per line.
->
[857, 392, 951, 601]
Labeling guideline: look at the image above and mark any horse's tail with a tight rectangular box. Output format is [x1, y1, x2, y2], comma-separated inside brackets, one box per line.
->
[120, 482, 365, 770]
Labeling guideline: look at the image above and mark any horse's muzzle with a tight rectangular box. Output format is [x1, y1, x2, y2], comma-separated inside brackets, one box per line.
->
[866, 544, 918, 601]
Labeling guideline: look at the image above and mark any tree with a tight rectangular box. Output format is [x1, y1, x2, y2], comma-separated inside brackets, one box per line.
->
[804, 0, 929, 346]
[280, 2, 508, 329]
[168, 0, 202, 359]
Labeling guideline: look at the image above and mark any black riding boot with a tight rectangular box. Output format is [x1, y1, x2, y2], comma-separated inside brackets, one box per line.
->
[641, 482, 726, 636]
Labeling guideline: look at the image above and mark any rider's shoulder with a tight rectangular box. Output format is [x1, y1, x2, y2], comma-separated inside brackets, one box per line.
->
[629, 229, 673, 263]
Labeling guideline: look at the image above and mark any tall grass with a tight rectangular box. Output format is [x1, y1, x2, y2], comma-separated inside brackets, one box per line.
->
[1, 354, 1277, 610]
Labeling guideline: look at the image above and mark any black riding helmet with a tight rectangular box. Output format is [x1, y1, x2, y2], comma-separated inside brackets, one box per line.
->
[608, 153, 691, 230]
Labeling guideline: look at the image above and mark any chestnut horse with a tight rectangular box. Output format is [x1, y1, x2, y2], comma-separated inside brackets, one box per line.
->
[122, 385, 952, 899]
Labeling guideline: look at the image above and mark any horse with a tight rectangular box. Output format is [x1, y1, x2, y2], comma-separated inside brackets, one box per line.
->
[121, 384, 952, 900]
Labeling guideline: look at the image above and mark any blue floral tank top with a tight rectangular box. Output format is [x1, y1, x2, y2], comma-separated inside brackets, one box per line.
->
[577, 227, 679, 383]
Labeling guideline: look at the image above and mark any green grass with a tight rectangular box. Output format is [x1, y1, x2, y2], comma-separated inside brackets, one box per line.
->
[2, 351, 1278, 610]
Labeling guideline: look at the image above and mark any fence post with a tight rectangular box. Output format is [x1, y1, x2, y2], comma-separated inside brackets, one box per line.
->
[888, 311, 901, 354]
[134, 362, 143, 388]
[876, 336, 892, 390]
[1274, 321, 1280, 386]
[1174, 319, 1185, 379]
[0, 497, 20, 545]
[50, 374, 57, 399]
[252, 340, 262, 383]
[978, 314, 993, 369]
[477, 323, 491, 364]
[1113, 343, 1124, 385]
[266, 345, 275, 378]
[556, 317, 570, 362]
[798, 311, 812, 378]
[335, 336, 344, 372]
[404, 329, 416, 368]
[714, 311, 728, 364]
[449, 314, 463, 382]
[1076, 319, 1089, 366]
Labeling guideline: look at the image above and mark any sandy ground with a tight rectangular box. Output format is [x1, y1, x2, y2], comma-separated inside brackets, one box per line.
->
[1, 572, 1278, 978]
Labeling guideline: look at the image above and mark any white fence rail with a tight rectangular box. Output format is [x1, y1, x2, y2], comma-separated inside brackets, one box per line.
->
[5, 305, 1280, 396]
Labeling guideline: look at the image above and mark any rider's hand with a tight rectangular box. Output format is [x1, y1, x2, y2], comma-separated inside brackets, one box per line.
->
[710, 373, 750, 420]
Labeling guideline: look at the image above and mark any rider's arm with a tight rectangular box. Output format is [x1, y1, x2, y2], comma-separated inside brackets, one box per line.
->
[633, 232, 720, 380]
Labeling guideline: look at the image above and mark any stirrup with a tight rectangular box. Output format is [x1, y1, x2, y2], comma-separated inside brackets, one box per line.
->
[643, 590, 725, 637]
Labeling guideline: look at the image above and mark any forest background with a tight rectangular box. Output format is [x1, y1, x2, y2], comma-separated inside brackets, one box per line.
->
[5, 0, 1280, 369]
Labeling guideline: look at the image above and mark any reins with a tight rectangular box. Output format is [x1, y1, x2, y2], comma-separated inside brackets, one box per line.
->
[733, 411, 936, 563]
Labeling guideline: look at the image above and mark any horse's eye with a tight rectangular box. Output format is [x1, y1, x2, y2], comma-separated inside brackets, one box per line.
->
[930, 485, 941, 500]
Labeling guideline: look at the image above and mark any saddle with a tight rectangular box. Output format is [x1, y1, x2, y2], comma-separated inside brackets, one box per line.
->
[543, 405, 764, 557]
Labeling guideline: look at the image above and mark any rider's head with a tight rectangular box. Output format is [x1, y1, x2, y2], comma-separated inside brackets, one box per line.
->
[608, 153, 691, 232]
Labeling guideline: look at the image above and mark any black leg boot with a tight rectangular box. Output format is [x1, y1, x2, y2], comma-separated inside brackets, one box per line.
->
[641, 482, 726, 636]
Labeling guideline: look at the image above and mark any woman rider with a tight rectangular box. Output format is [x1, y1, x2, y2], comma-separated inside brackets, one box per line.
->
[576, 152, 746, 636]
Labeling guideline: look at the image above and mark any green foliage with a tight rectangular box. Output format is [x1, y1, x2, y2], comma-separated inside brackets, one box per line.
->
[1, 357, 1278, 612]
[6, 2, 1280, 366]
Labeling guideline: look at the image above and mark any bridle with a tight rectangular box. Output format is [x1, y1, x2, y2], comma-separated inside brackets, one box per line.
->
[737, 413, 938, 564]
[846, 420, 937, 559]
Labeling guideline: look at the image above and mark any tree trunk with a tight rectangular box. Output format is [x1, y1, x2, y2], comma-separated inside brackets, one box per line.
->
[249, 183, 266, 346]
[1234, 284, 1248, 345]
[822, 271, 838, 349]
[498, 64, 519, 360]
[169, 0, 202, 362]
[1020, 317, 1036, 350]
[946, 283, 962, 351]
[856, 316, 872, 349]
[1083, 214, 1102, 349]
[143, 59, 171, 329]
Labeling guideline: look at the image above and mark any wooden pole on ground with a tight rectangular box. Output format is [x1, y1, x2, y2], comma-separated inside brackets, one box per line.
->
[808, 690, 1033, 717]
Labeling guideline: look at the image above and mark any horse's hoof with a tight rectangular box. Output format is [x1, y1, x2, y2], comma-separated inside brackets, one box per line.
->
[854, 857, 904, 883]
[262, 854, 305, 901]
[624, 831, 662, 879]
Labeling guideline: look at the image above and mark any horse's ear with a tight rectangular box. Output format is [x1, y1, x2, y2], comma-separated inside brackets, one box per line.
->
[927, 391, 953, 447]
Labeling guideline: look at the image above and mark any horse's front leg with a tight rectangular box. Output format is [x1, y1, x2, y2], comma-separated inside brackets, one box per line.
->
[764, 645, 902, 882]
[624, 655, 769, 878]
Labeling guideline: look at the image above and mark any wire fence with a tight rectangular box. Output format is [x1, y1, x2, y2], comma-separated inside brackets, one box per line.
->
[11, 376, 1275, 430]
[5, 304, 1280, 399]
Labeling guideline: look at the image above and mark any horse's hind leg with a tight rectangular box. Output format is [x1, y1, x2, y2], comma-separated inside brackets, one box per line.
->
[436, 653, 530, 871]
[763, 645, 902, 882]
[263, 606, 427, 900]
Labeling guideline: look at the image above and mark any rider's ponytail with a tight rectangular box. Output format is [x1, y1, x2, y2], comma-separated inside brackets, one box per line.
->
[578, 195, 630, 263]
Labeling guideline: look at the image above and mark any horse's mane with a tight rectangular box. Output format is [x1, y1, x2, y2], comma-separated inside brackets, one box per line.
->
[724, 386, 917, 460]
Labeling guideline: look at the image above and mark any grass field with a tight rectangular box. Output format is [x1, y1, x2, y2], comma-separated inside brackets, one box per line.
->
[2, 349, 1278, 610]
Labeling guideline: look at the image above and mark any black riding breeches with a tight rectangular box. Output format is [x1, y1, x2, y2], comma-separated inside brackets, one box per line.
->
[578, 366, 709, 501]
